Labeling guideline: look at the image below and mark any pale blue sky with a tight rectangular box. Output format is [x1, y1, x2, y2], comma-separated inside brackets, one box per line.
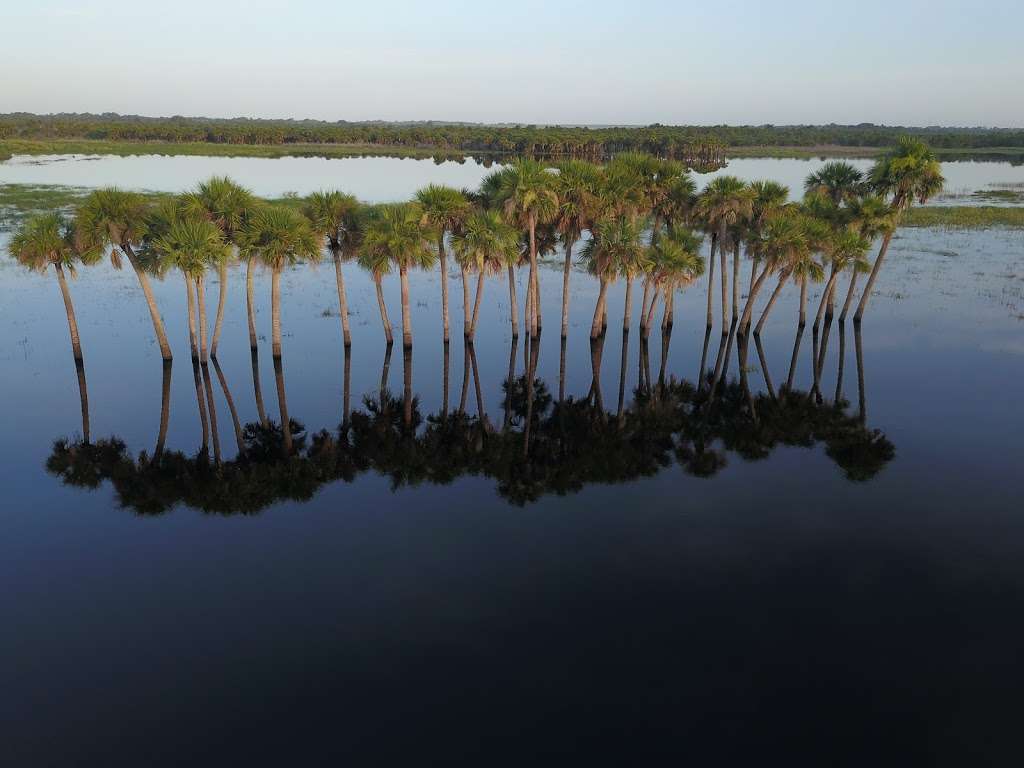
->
[4, 0, 1021, 126]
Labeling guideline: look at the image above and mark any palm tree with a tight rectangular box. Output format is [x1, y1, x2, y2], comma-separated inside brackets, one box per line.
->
[182, 176, 255, 358]
[696, 176, 753, 330]
[362, 203, 435, 348]
[812, 229, 872, 330]
[838, 195, 897, 322]
[76, 188, 172, 360]
[415, 184, 469, 344]
[553, 159, 600, 338]
[854, 138, 944, 322]
[745, 180, 789, 288]
[10, 212, 91, 361]
[748, 210, 811, 335]
[646, 226, 704, 333]
[581, 217, 644, 339]
[451, 209, 519, 340]
[496, 159, 559, 337]
[804, 161, 864, 207]
[303, 190, 362, 347]
[239, 206, 319, 358]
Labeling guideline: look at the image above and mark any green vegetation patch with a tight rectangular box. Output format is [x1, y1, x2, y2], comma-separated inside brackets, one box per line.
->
[903, 206, 1024, 228]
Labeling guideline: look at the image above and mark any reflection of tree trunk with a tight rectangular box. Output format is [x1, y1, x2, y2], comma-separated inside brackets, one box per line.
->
[124, 243, 172, 361]
[400, 264, 412, 348]
[658, 324, 671, 391]
[698, 326, 712, 390]
[591, 277, 609, 338]
[644, 288, 659, 336]
[460, 338, 471, 413]
[185, 272, 199, 360]
[811, 324, 820, 399]
[246, 258, 258, 350]
[201, 362, 221, 463]
[755, 271, 789, 337]
[523, 330, 541, 455]
[470, 271, 485, 339]
[617, 329, 629, 421]
[719, 228, 728, 329]
[855, 322, 866, 424]
[708, 328, 729, 404]
[342, 344, 352, 428]
[211, 260, 228, 358]
[558, 335, 567, 403]
[54, 263, 83, 361]
[854, 230, 895, 324]
[786, 325, 805, 392]
[835, 320, 847, 405]
[374, 273, 393, 345]
[738, 334, 756, 420]
[754, 334, 776, 401]
[706, 233, 716, 328]
[721, 321, 736, 382]
[271, 266, 283, 358]
[155, 359, 171, 457]
[75, 358, 90, 444]
[589, 334, 606, 414]
[332, 245, 352, 347]
[251, 347, 268, 428]
[403, 344, 413, 430]
[817, 313, 835, 397]
[212, 356, 244, 455]
[639, 336, 652, 396]
[461, 265, 471, 338]
[274, 354, 292, 454]
[380, 343, 393, 407]
[196, 275, 210, 363]
[442, 341, 450, 417]
[469, 342, 485, 422]
[732, 242, 741, 325]
[191, 358, 209, 455]
[508, 266, 519, 339]
[504, 335, 518, 429]
[798, 273, 808, 329]
[439, 237, 450, 344]
[560, 239, 573, 339]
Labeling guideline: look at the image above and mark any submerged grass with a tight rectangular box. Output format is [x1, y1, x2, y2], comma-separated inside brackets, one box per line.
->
[903, 206, 1024, 228]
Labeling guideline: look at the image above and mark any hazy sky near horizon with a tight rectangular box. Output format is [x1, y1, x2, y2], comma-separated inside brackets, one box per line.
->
[4, 0, 1022, 126]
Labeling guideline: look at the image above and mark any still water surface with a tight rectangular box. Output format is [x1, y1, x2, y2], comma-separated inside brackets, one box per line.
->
[1, 155, 1023, 764]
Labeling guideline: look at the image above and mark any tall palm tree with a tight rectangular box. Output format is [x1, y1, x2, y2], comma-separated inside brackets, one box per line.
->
[303, 190, 362, 347]
[416, 184, 469, 344]
[804, 161, 864, 207]
[581, 217, 644, 339]
[496, 159, 559, 337]
[451, 209, 519, 341]
[10, 212, 91, 361]
[838, 195, 897, 322]
[239, 206, 319, 358]
[696, 176, 753, 330]
[645, 226, 704, 333]
[745, 180, 789, 287]
[812, 228, 872, 330]
[76, 188, 172, 360]
[854, 138, 943, 322]
[553, 159, 600, 338]
[748, 210, 811, 335]
[362, 203, 435, 348]
[182, 176, 255, 358]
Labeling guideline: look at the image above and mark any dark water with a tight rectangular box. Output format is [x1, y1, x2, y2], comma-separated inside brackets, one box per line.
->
[2, 215, 1024, 761]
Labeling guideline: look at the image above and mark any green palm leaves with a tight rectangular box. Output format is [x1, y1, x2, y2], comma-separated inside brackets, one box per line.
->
[804, 161, 864, 206]
[451, 210, 518, 339]
[415, 184, 469, 343]
[304, 190, 362, 346]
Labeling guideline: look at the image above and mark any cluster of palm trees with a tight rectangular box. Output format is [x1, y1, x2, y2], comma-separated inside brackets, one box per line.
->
[9, 138, 943, 374]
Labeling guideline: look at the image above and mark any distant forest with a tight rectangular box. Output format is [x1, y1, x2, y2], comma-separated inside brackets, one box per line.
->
[2, 113, 1023, 156]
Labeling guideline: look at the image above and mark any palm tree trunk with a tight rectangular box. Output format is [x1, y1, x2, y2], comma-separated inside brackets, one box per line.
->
[786, 325, 805, 392]
[814, 264, 838, 331]
[658, 322, 671, 389]
[732, 242, 741, 325]
[380, 343, 393, 405]
[211, 260, 228, 358]
[373, 273, 393, 345]
[698, 325, 712, 387]
[442, 340, 450, 417]
[251, 347, 268, 428]
[504, 335, 517, 428]
[196, 276, 209, 362]
[246, 259, 258, 350]
[798, 274, 808, 328]
[638, 275, 652, 335]
[749, 258, 758, 295]
[470, 271, 485, 339]
[201, 362, 221, 464]
[273, 354, 292, 454]
[460, 339, 471, 413]
[623, 275, 634, 333]
[54, 263, 83, 361]
[184, 273, 199, 360]
[528, 213, 539, 337]
[270, 266, 283, 358]
[719, 227, 728, 330]
[461, 265, 471, 337]
[560, 239, 573, 338]
[662, 289, 673, 330]
[212, 357, 244, 455]
[617, 329, 629, 421]
[705, 233, 717, 328]
[855, 322, 866, 423]
[439, 237, 450, 343]
[75, 359, 90, 444]
[508, 265, 519, 338]
[739, 263, 774, 334]
[558, 335, 567, 403]
[343, 345, 352, 428]
[591, 277, 609, 338]
[754, 334, 776, 401]
[332, 246, 352, 347]
[854, 231, 895, 323]
[191, 359, 209, 455]
[400, 264, 412, 348]
[469, 342, 484, 422]
[755, 271, 790, 336]
[645, 289, 659, 334]
[156, 360, 171, 457]
[403, 344, 413, 429]
[124, 244, 172, 361]
[838, 270, 859, 323]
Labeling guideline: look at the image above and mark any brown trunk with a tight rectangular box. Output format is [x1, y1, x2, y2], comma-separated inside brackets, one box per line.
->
[439, 237, 450, 343]
[75, 359, 90, 444]
[854, 230, 894, 323]
[185, 272, 199, 360]
[638, 275, 652, 334]
[461, 265, 471, 337]
[470, 271, 485, 339]
[623, 275, 634, 333]
[560, 239, 573, 338]
[508, 265, 519, 338]
[755, 271, 790, 336]
[211, 260, 228, 358]
[196, 275, 209, 362]
[591, 278, 609, 338]
[374, 273, 393, 345]
[273, 354, 292, 453]
[156, 359, 171, 457]
[732, 242, 740, 325]
[814, 264, 838, 331]
[706, 232, 717, 328]
[719, 227, 728, 329]
[124, 243, 172, 361]
[838, 270, 859, 323]
[798, 273, 808, 328]
[246, 259, 258, 349]
[332, 246, 351, 347]
[270, 266, 283, 358]
[54, 264, 83, 361]
[400, 264, 412, 348]
[786, 324, 804, 392]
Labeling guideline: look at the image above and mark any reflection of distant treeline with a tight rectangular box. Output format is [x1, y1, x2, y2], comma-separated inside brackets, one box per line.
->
[47, 329, 893, 514]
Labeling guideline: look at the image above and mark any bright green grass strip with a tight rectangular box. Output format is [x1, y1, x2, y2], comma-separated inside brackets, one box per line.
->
[903, 206, 1024, 228]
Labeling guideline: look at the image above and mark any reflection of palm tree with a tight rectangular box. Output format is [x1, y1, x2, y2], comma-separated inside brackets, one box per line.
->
[191, 359, 210, 455]
[201, 363, 222, 463]
[250, 347, 268, 428]
[155, 360, 172, 458]
[303, 190, 362, 348]
[75, 360, 90, 445]
[403, 345, 414, 430]
[212, 357, 245, 455]
[273, 355, 293, 453]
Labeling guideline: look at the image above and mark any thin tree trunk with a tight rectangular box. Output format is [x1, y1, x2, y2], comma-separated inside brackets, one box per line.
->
[591, 278, 609, 338]
[732, 242, 741, 325]
[645, 289, 659, 335]
[124, 244, 172, 361]
[54, 264, 83, 361]
[201, 362, 221, 464]
[439, 237, 450, 343]
[558, 334, 567, 403]
[403, 344, 413, 429]
[342, 344, 352, 428]
[749, 257, 758, 296]
[755, 271, 790, 336]
[698, 325, 712, 388]
[854, 231, 895, 323]
[468, 342, 484, 421]
[719, 227, 728, 330]
[754, 334, 776, 401]
[442, 341, 450, 417]
[638, 275, 652, 335]
[251, 347, 268, 428]
[332, 246, 352, 347]
[560, 239, 573, 338]
[246, 258, 258, 349]
[623, 275, 634, 333]
[528, 213, 539, 337]
[460, 339, 471, 413]
[739, 262, 775, 334]
[658, 322, 671, 390]
[798, 273, 808, 328]
[211, 260, 228, 358]
[835, 319, 846, 405]
[461, 265, 471, 337]
[617, 329, 629, 421]
[855, 322, 866, 423]
[589, 334, 606, 413]
[508, 265, 519, 338]
[400, 264, 412, 348]
[504, 335, 517, 429]
[273, 354, 292, 453]
[75, 359, 90, 444]
[838, 270, 859, 323]
[212, 356, 244, 455]
[374, 273, 393, 345]
[814, 264, 838, 331]
[185, 272, 199, 360]
[786, 325, 805, 392]
[270, 266, 283, 358]
[705, 233, 717, 328]
[191, 359, 209, 455]
[155, 359, 171, 457]
[196, 275, 209, 363]
[380, 343, 393, 405]
[470, 271, 485, 339]
[662, 290, 674, 330]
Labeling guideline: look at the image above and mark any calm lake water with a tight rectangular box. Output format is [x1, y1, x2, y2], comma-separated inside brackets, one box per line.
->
[2, 154, 1024, 765]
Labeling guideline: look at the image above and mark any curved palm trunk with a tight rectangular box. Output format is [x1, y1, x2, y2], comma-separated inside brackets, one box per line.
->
[644, 288, 660, 336]
[662, 290, 674, 330]
[739, 262, 775, 335]
[212, 356, 244, 455]
[705, 233, 717, 328]
[838, 270, 859, 323]
[155, 360, 172, 458]
[273, 354, 292, 454]
[75, 359, 90, 444]
[591, 277, 609, 338]
[834, 320, 847, 405]
[755, 271, 790, 336]
[184, 273, 199, 360]
[468, 342, 485, 422]
[638, 275, 652, 335]
[246, 259, 258, 350]
[196, 275, 209, 362]
[332, 246, 352, 347]
[719, 227, 728, 330]
[124, 244, 172, 361]
[439, 237, 450, 343]
[191, 359, 209, 455]
[814, 264, 839, 331]
[250, 347, 268, 428]
[786, 325, 805, 392]
[380, 343, 393, 406]
[460, 339, 471, 413]
[373, 273, 393, 345]
[201, 362, 221, 464]
[749, 258, 759, 295]
[854, 230, 895, 323]
[698, 325, 713, 388]
[54, 264, 83, 361]
[399, 264, 412, 348]
[270, 266, 283, 358]
[617, 329, 629, 421]
[623, 275, 634, 333]
[402, 344, 413, 429]
[470, 271, 485, 339]
[798, 274, 808, 328]
[461, 265, 471, 337]
[732, 242, 741, 325]
[560, 239, 574, 338]
[211, 260, 228, 358]
[507, 266, 519, 338]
